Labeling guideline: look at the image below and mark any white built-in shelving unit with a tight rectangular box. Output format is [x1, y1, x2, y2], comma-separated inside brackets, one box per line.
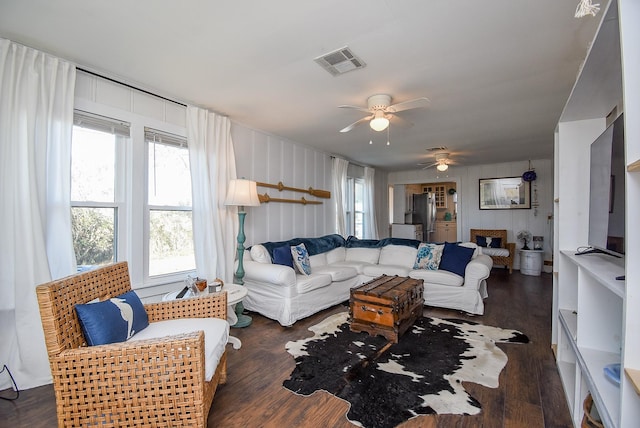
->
[553, 1, 640, 426]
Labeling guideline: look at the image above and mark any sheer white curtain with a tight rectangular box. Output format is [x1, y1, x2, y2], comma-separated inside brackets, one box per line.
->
[363, 166, 379, 239]
[332, 157, 349, 237]
[187, 107, 238, 282]
[0, 38, 76, 389]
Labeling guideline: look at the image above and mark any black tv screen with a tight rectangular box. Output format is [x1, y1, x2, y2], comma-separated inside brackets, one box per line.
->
[588, 113, 625, 256]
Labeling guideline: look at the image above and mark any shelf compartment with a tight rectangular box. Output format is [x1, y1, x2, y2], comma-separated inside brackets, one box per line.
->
[577, 346, 620, 428]
[562, 250, 625, 298]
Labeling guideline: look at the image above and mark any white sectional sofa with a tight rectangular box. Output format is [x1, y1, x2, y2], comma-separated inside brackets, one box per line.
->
[241, 234, 493, 326]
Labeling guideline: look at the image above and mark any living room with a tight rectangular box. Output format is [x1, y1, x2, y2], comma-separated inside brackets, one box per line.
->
[2, 1, 640, 427]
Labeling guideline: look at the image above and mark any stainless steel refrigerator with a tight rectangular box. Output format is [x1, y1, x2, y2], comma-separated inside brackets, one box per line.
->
[408, 193, 436, 242]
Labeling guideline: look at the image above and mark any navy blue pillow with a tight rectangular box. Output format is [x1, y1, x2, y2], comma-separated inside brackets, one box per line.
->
[489, 237, 502, 248]
[273, 245, 294, 269]
[476, 236, 502, 248]
[476, 236, 488, 247]
[75, 290, 149, 346]
[439, 242, 475, 277]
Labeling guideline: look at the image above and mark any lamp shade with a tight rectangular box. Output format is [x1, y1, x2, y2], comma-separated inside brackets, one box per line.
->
[225, 179, 261, 207]
[436, 163, 448, 172]
[369, 111, 389, 132]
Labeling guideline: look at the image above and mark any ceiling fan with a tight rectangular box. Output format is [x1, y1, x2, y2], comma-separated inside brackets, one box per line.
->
[338, 94, 430, 133]
[418, 153, 452, 171]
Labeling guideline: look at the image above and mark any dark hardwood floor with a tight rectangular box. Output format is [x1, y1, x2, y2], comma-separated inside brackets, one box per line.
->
[0, 269, 571, 427]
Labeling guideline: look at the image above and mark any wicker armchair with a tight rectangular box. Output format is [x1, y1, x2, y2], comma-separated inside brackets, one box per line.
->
[36, 261, 228, 427]
[469, 229, 515, 274]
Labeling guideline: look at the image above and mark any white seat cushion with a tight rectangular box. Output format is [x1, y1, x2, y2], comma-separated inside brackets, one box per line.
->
[128, 318, 229, 382]
[295, 273, 332, 294]
[363, 264, 411, 277]
[482, 247, 510, 257]
[409, 269, 464, 286]
[313, 265, 358, 282]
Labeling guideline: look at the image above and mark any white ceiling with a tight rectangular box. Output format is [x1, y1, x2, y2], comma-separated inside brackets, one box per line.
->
[0, 0, 603, 171]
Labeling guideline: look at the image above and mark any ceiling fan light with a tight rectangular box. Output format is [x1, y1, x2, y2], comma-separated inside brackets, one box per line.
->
[436, 163, 448, 172]
[370, 112, 389, 132]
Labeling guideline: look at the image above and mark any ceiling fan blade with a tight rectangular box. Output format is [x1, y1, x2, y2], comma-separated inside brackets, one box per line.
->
[386, 97, 430, 113]
[419, 162, 438, 170]
[388, 114, 413, 128]
[338, 104, 371, 113]
[339, 115, 373, 133]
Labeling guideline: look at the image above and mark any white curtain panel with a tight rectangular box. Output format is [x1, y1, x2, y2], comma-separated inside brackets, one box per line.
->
[0, 38, 76, 389]
[187, 107, 238, 282]
[363, 166, 379, 239]
[332, 157, 349, 237]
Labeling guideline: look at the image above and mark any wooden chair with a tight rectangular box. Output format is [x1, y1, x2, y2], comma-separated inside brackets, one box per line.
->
[36, 261, 227, 427]
[469, 229, 515, 274]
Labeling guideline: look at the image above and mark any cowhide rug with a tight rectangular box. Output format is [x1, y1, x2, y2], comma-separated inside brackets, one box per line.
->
[283, 311, 529, 428]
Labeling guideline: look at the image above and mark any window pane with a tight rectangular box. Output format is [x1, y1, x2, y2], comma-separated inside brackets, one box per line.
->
[148, 142, 192, 206]
[149, 210, 195, 276]
[354, 180, 364, 212]
[71, 126, 116, 202]
[72, 207, 116, 269]
[355, 212, 364, 239]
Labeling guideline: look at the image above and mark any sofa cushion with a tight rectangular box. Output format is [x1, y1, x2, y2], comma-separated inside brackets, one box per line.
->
[128, 317, 229, 382]
[345, 247, 381, 264]
[482, 247, 510, 257]
[414, 243, 444, 270]
[250, 244, 272, 264]
[291, 243, 312, 275]
[409, 269, 464, 286]
[309, 252, 328, 269]
[273, 245, 294, 268]
[313, 265, 358, 282]
[325, 246, 346, 264]
[75, 290, 149, 346]
[295, 273, 333, 294]
[362, 264, 411, 277]
[458, 241, 481, 257]
[379, 245, 418, 269]
[331, 260, 375, 275]
[439, 242, 475, 276]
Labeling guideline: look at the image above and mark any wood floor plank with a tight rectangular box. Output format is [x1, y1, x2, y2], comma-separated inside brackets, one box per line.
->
[0, 269, 572, 427]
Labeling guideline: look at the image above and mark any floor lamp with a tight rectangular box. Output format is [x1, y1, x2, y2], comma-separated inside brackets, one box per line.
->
[225, 178, 261, 327]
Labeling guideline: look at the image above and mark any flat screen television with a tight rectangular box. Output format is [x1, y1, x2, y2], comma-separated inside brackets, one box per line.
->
[587, 113, 625, 257]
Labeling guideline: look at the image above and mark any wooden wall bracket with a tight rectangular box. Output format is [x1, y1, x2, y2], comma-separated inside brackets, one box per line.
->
[256, 181, 331, 199]
[258, 193, 322, 205]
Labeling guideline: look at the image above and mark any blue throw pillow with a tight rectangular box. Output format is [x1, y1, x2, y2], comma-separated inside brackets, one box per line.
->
[75, 290, 149, 346]
[476, 236, 502, 248]
[488, 237, 502, 248]
[439, 242, 475, 277]
[273, 245, 294, 269]
[475, 236, 488, 247]
[291, 243, 312, 275]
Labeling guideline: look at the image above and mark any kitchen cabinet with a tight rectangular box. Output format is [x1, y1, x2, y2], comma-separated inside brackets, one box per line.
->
[433, 221, 456, 243]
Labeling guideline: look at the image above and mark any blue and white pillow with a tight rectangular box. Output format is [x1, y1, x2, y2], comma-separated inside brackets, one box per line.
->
[413, 243, 444, 270]
[291, 243, 312, 275]
[75, 290, 149, 346]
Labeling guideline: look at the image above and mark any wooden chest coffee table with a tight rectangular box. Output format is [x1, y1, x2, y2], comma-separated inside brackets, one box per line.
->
[349, 275, 424, 343]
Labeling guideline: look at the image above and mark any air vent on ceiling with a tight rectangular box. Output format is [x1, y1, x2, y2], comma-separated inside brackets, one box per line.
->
[426, 146, 448, 152]
[314, 46, 366, 76]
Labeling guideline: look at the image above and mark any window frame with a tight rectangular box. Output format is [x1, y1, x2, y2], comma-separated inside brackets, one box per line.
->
[70, 105, 194, 289]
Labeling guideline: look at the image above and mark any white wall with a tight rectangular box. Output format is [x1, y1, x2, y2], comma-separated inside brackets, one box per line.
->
[388, 159, 554, 269]
[232, 123, 335, 247]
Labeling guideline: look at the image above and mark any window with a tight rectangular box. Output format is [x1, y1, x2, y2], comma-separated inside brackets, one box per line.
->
[346, 177, 365, 238]
[71, 111, 195, 282]
[146, 129, 195, 276]
[71, 112, 128, 271]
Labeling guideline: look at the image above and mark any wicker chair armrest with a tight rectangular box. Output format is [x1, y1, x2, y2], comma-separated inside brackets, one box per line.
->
[51, 331, 207, 381]
[144, 292, 227, 323]
[506, 242, 516, 257]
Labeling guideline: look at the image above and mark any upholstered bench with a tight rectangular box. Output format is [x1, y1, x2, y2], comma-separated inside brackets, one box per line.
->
[470, 229, 515, 274]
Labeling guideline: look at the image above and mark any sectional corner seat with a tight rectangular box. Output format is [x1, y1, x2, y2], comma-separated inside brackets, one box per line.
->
[241, 234, 493, 326]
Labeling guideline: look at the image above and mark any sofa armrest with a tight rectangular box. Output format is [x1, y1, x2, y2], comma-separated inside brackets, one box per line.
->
[506, 242, 516, 258]
[462, 254, 493, 289]
[241, 260, 297, 287]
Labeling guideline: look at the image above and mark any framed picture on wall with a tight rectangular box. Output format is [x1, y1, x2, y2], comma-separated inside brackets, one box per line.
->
[479, 177, 531, 210]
